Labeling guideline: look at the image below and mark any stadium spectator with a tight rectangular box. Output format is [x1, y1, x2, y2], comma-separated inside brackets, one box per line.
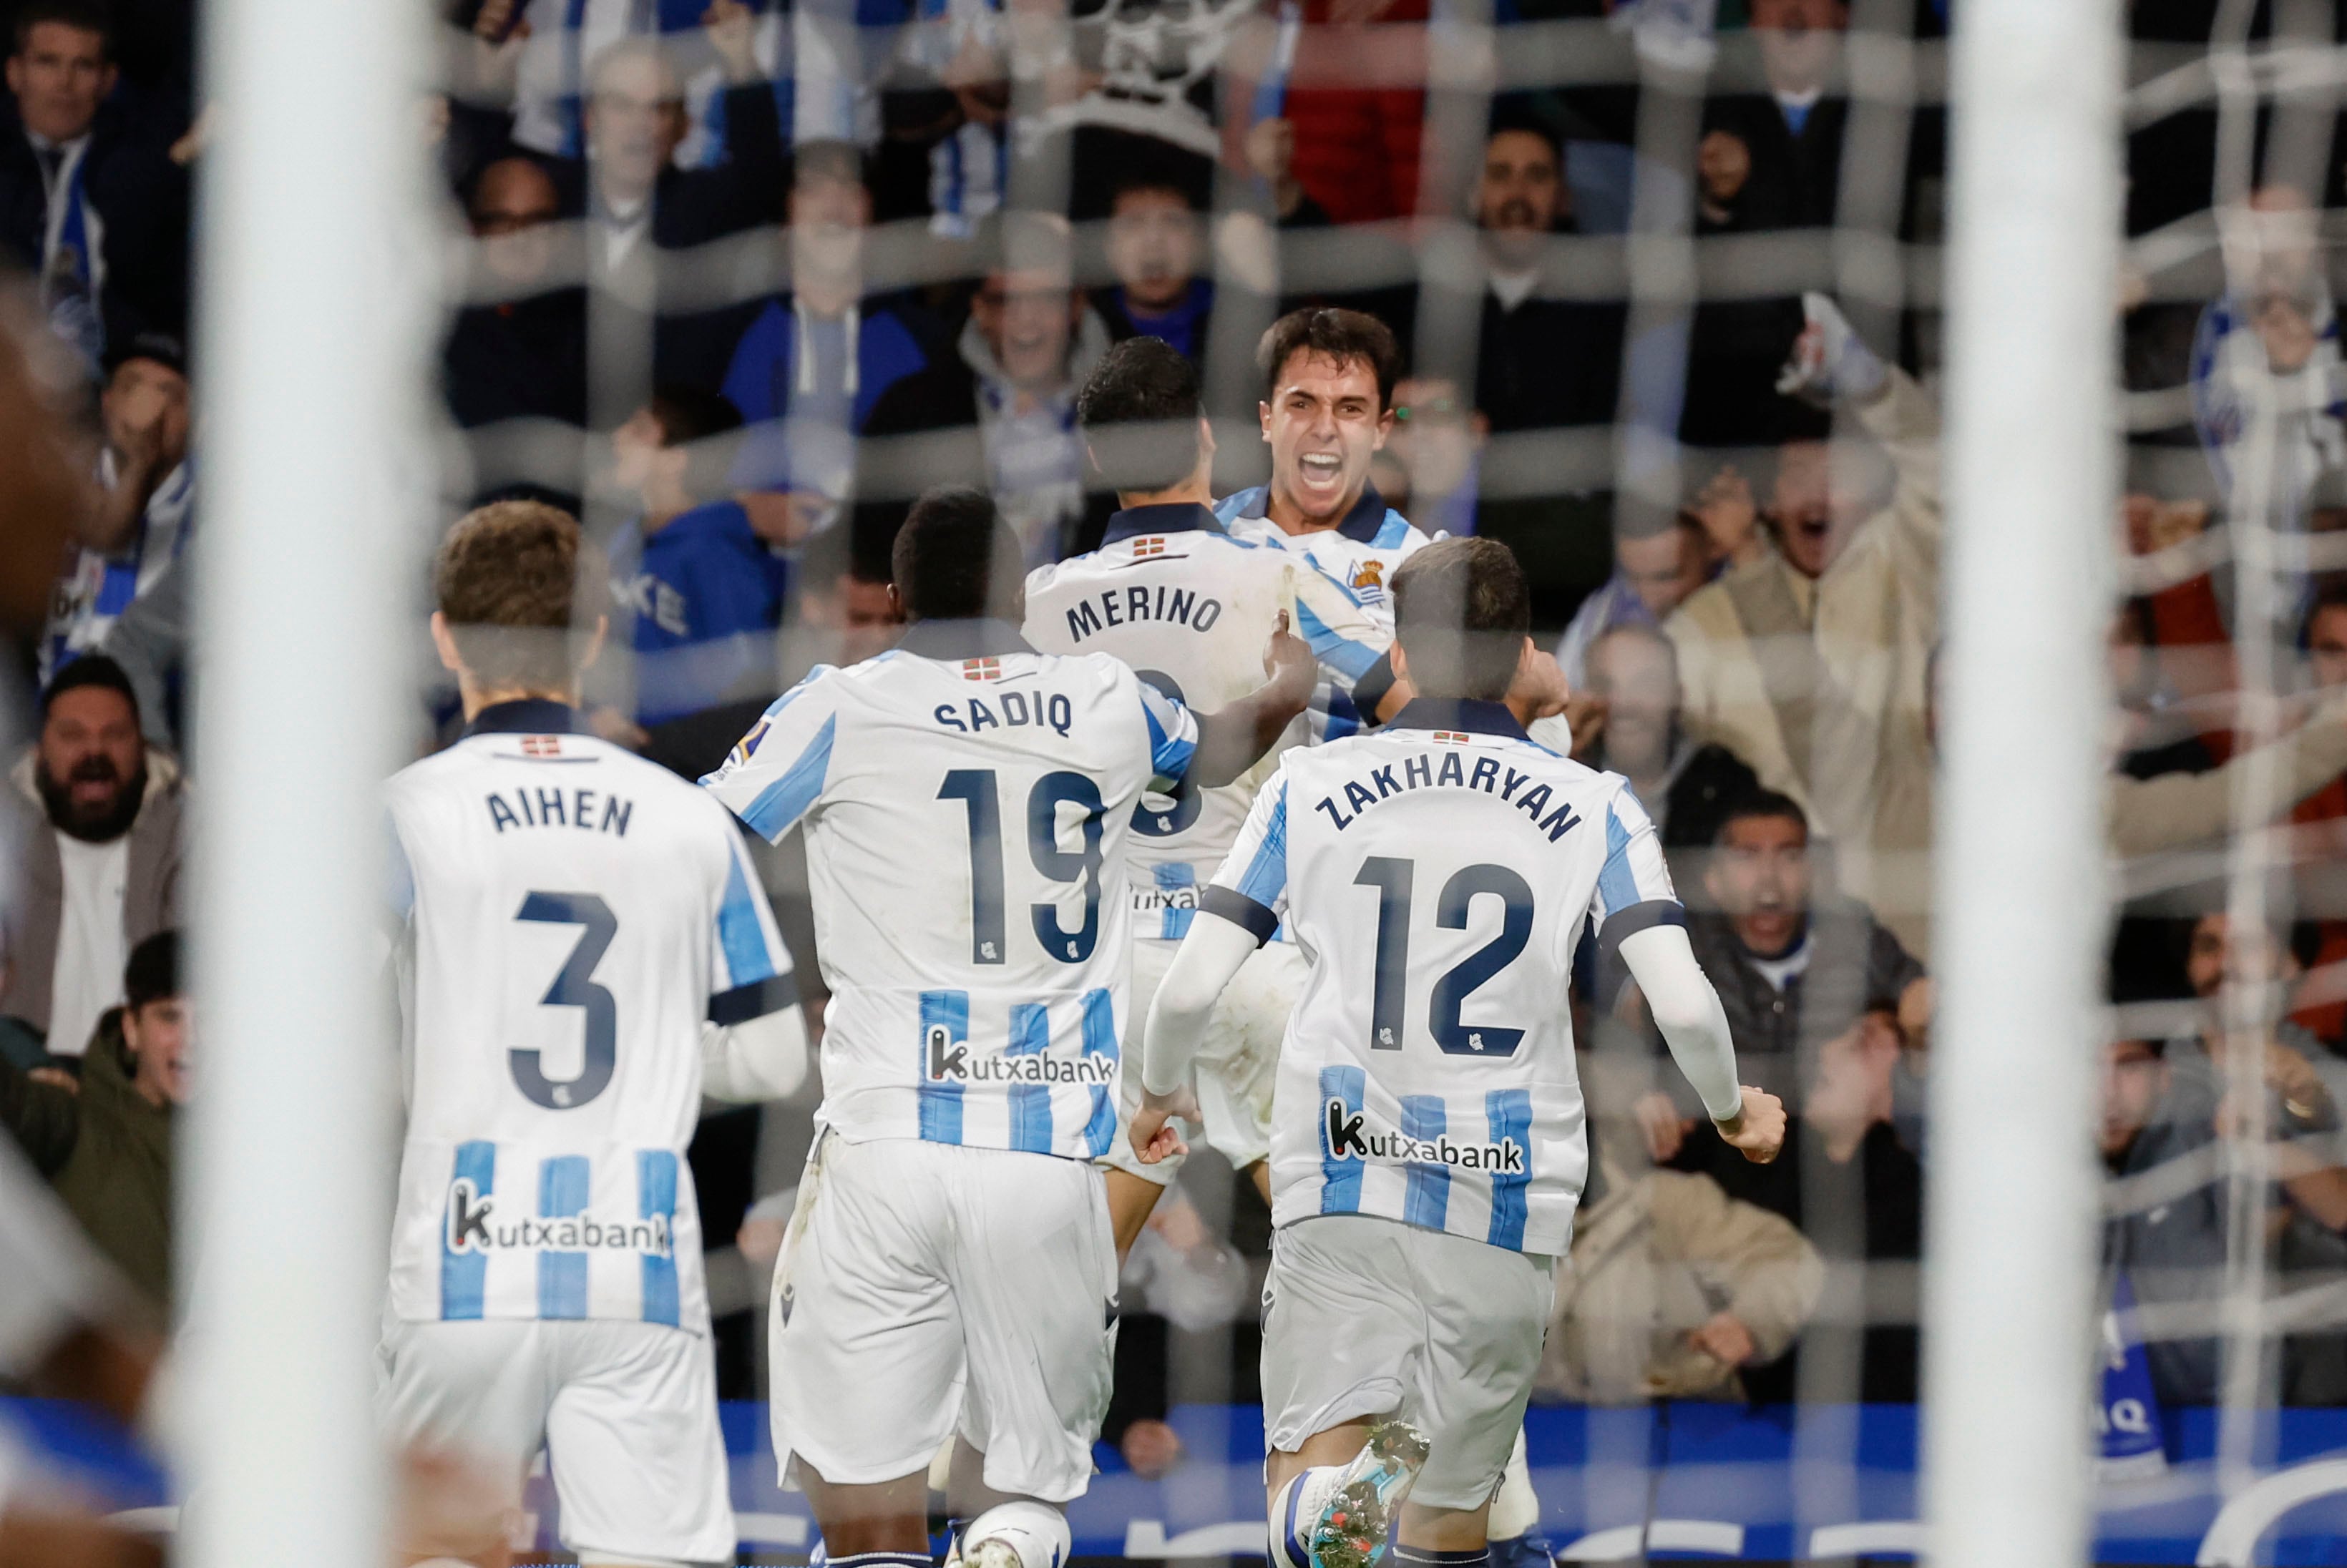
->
[1571, 624, 1760, 857]
[1263, 0, 1427, 225]
[1106, 1185, 1251, 1479]
[1095, 173, 1212, 363]
[1536, 1124, 1822, 1403]
[1631, 790, 1927, 1148]
[43, 332, 192, 685]
[2099, 1036, 2230, 1407]
[861, 212, 1113, 564]
[0, 1, 190, 369]
[605, 385, 787, 729]
[542, 9, 784, 416]
[442, 156, 589, 445]
[1379, 374, 1483, 539]
[1667, 295, 1939, 936]
[2190, 183, 2341, 517]
[0, 658, 183, 1069]
[784, 519, 904, 679]
[717, 140, 931, 544]
[1697, 0, 1852, 234]
[1553, 501, 1709, 689]
[0, 931, 185, 1309]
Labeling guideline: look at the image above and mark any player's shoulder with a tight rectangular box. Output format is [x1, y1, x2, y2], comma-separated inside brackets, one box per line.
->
[1376, 509, 1432, 554]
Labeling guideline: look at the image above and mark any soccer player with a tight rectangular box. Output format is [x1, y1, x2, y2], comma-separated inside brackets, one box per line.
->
[1026, 335, 1395, 1255]
[1216, 309, 1430, 640]
[381, 501, 809, 1568]
[1133, 538, 1785, 1568]
[701, 487, 1316, 1568]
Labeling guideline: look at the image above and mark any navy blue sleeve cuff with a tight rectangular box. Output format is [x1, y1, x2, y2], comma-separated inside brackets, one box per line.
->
[1595, 899, 1686, 969]
[1201, 886, 1279, 946]
[708, 971, 800, 1026]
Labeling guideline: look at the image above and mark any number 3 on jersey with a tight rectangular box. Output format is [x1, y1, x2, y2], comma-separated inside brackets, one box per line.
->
[939, 769, 1106, 964]
[1355, 856, 1533, 1056]
[514, 891, 618, 1109]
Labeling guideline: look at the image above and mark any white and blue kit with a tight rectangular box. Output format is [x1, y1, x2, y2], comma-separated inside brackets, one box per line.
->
[381, 698, 801, 1564]
[701, 617, 1202, 1500]
[1023, 503, 1388, 1181]
[1198, 697, 1684, 1509]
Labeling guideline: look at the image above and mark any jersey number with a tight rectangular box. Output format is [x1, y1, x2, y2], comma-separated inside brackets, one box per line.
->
[940, 770, 1106, 964]
[1353, 857, 1533, 1056]
[513, 891, 618, 1109]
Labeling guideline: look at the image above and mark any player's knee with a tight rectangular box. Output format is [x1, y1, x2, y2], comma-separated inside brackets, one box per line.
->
[960, 1499, 1070, 1568]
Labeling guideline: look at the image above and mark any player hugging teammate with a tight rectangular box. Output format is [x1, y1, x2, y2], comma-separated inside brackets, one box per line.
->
[381, 309, 1782, 1568]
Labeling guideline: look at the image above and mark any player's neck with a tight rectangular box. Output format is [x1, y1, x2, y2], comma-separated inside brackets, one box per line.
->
[459, 680, 577, 722]
[1266, 479, 1358, 536]
[1118, 481, 1213, 510]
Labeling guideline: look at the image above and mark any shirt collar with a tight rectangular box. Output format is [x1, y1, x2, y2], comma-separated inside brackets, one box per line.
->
[1221, 483, 1392, 544]
[1387, 697, 1528, 740]
[1103, 502, 1223, 546]
[464, 697, 582, 738]
[897, 617, 1037, 660]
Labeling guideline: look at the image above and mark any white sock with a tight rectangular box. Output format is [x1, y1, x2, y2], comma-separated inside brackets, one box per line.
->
[962, 1500, 1070, 1568]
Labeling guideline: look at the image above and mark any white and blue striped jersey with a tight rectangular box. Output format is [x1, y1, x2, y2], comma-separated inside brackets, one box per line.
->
[701, 619, 1201, 1157]
[1023, 503, 1389, 944]
[1204, 698, 1682, 1256]
[1217, 484, 1432, 618]
[385, 702, 797, 1331]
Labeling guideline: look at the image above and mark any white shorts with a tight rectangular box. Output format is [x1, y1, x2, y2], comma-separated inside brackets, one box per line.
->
[1101, 937, 1303, 1187]
[377, 1316, 733, 1565]
[769, 1132, 1117, 1502]
[1262, 1215, 1554, 1512]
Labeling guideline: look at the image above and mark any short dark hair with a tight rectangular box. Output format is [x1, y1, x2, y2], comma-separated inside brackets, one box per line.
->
[643, 384, 745, 497]
[13, 0, 111, 58]
[1390, 537, 1530, 701]
[42, 652, 138, 722]
[892, 486, 1025, 621]
[1077, 337, 1204, 494]
[2303, 574, 2347, 642]
[1108, 170, 1199, 213]
[125, 929, 179, 1012]
[1714, 788, 1809, 846]
[791, 138, 867, 192]
[434, 501, 606, 691]
[1485, 104, 1563, 165]
[1257, 308, 1402, 412]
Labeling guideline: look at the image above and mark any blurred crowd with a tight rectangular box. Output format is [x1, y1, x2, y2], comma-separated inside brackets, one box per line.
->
[2, 0, 2347, 1486]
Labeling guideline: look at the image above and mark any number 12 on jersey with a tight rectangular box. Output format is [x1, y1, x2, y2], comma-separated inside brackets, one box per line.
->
[1355, 856, 1534, 1057]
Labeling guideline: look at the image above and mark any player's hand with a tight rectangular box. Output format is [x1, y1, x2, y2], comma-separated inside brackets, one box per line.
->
[1714, 1087, 1786, 1165]
[1631, 1089, 1692, 1162]
[1130, 1083, 1201, 1165]
[1686, 1311, 1757, 1368]
[1262, 612, 1317, 704]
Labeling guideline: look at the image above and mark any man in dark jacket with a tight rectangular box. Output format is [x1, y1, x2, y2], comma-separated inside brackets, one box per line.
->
[0, 0, 190, 366]
[0, 930, 185, 1309]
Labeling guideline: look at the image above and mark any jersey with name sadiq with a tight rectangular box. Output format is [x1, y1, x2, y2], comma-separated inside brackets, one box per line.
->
[386, 700, 797, 1330]
[702, 618, 1200, 1157]
[1204, 698, 1682, 1255]
[1023, 502, 1387, 944]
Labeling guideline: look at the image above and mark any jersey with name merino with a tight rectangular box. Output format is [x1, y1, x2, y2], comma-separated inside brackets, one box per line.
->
[1210, 708, 1679, 1255]
[701, 635, 1199, 1156]
[1023, 526, 1387, 944]
[386, 722, 796, 1331]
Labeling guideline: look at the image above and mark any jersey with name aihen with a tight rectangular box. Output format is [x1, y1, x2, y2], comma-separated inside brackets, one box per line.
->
[386, 703, 796, 1331]
[1204, 699, 1681, 1257]
[1023, 506, 1388, 944]
[701, 619, 1200, 1157]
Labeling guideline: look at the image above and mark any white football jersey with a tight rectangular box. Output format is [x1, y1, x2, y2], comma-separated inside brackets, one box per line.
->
[1218, 486, 1432, 612]
[1023, 503, 1390, 943]
[386, 702, 797, 1331]
[1204, 698, 1681, 1256]
[701, 619, 1201, 1157]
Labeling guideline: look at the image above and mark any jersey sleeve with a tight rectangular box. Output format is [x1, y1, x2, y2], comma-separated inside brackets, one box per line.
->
[1590, 786, 1685, 949]
[1284, 557, 1391, 689]
[1137, 677, 1201, 790]
[708, 830, 800, 1024]
[1201, 772, 1289, 944]
[699, 668, 844, 843]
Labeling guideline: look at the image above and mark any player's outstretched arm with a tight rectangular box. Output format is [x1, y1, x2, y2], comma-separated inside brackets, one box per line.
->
[1131, 911, 1259, 1163]
[1618, 922, 1784, 1165]
[1186, 618, 1318, 788]
[701, 1006, 810, 1103]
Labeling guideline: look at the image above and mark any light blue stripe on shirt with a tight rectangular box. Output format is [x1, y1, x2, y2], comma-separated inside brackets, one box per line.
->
[638, 1150, 680, 1327]
[1485, 1089, 1533, 1251]
[441, 1140, 495, 1321]
[716, 845, 778, 986]
[741, 712, 836, 840]
[1292, 593, 1378, 681]
[918, 990, 968, 1144]
[1596, 803, 1642, 921]
[1235, 783, 1289, 908]
[1400, 1094, 1451, 1231]
[1080, 988, 1118, 1157]
[1006, 1001, 1053, 1154]
[537, 1155, 592, 1320]
[1319, 1064, 1367, 1215]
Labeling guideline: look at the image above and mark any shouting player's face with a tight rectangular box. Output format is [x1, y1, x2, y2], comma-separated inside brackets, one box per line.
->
[1260, 350, 1392, 531]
